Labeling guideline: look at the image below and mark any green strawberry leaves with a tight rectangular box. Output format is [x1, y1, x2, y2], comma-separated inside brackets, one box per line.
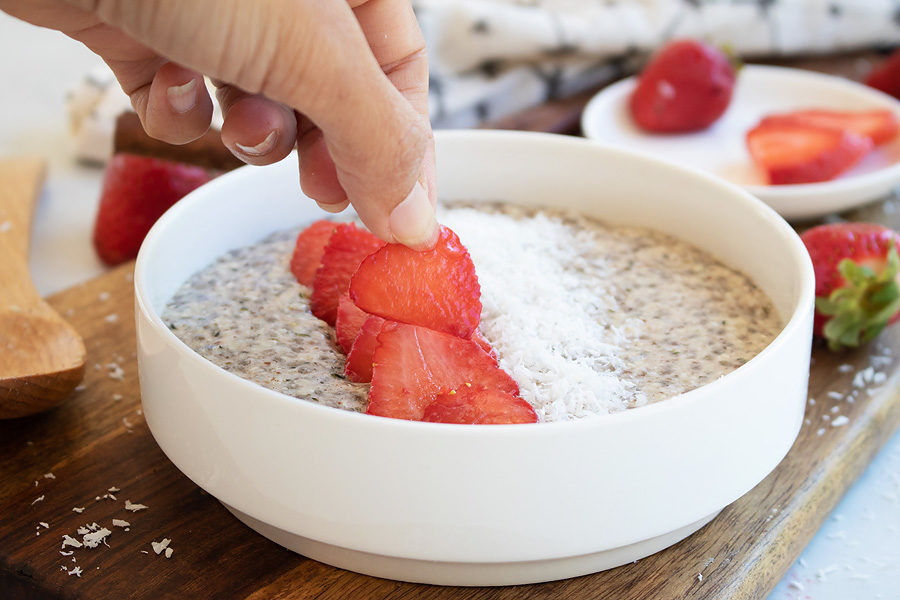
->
[816, 246, 900, 351]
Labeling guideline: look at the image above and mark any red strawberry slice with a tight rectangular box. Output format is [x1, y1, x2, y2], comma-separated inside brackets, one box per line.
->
[335, 293, 370, 354]
[759, 109, 899, 147]
[93, 153, 211, 266]
[423, 389, 538, 425]
[310, 223, 384, 325]
[746, 122, 873, 185]
[349, 226, 482, 339]
[866, 48, 900, 100]
[290, 220, 336, 286]
[344, 314, 386, 382]
[367, 322, 531, 424]
[629, 39, 736, 133]
[801, 223, 900, 350]
[471, 329, 497, 362]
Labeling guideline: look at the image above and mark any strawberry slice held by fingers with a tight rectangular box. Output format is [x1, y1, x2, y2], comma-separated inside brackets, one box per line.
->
[335, 293, 369, 354]
[310, 223, 384, 325]
[367, 322, 533, 424]
[746, 121, 873, 185]
[290, 220, 336, 286]
[759, 109, 899, 147]
[344, 314, 386, 383]
[349, 226, 482, 339]
[801, 223, 900, 350]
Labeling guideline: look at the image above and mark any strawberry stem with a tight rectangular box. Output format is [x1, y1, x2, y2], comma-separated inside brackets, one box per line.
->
[816, 246, 900, 351]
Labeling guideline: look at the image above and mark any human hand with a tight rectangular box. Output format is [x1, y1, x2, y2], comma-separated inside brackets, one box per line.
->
[2, 0, 438, 249]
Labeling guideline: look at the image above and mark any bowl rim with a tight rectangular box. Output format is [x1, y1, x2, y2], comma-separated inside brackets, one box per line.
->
[134, 129, 815, 434]
[581, 64, 900, 199]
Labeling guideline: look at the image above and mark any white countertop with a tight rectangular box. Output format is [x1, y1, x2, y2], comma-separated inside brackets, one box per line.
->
[2, 13, 898, 599]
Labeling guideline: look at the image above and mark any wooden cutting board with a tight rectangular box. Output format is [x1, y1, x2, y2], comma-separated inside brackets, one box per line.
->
[3, 51, 900, 599]
[1, 203, 899, 600]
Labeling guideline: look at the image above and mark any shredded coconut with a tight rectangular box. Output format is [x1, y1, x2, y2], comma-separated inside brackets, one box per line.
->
[124, 500, 148, 512]
[99, 292, 110, 301]
[151, 538, 171, 555]
[104, 313, 119, 324]
[106, 363, 125, 380]
[66, 566, 83, 577]
[832, 415, 850, 427]
[165, 547, 173, 559]
[0, 221, 12, 233]
[108, 486, 120, 493]
[61, 535, 82, 549]
[31, 495, 44, 505]
[43, 473, 55, 480]
[72, 507, 84, 513]
[82, 528, 111, 549]
[112, 519, 130, 528]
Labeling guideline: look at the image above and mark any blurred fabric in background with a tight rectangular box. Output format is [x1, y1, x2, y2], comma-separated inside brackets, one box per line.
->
[416, 0, 900, 127]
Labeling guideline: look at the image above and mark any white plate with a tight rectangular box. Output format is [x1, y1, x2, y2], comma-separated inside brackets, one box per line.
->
[582, 65, 900, 221]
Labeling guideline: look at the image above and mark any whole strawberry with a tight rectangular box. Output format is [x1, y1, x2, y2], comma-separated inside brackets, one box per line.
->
[93, 154, 212, 266]
[866, 48, 900, 100]
[801, 223, 900, 350]
[629, 39, 736, 133]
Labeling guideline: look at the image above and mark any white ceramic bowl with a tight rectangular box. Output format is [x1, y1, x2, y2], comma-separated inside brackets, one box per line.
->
[135, 130, 814, 586]
[582, 65, 900, 221]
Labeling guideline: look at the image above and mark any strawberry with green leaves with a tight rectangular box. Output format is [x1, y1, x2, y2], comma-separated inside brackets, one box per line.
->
[801, 223, 900, 350]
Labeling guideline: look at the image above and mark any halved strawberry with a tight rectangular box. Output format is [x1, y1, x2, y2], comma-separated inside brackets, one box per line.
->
[344, 314, 386, 383]
[801, 223, 900, 350]
[746, 122, 873, 185]
[367, 322, 531, 424]
[349, 226, 482, 339]
[423, 389, 538, 425]
[759, 110, 899, 147]
[310, 224, 384, 325]
[290, 220, 336, 286]
[335, 293, 370, 354]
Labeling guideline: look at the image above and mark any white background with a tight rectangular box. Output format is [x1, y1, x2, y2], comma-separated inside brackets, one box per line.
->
[1, 12, 898, 599]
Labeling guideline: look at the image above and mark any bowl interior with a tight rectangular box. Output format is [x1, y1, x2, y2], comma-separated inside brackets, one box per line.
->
[140, 132, 810, 338]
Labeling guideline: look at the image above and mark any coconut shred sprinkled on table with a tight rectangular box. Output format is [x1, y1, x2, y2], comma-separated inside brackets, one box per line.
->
[162, 203, 781, 422]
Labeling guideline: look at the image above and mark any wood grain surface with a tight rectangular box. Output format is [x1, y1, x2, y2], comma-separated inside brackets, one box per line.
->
[3, 52, 900, 599]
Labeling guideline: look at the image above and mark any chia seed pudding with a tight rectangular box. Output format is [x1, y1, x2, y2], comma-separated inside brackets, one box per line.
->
[162, 203, 782, 422]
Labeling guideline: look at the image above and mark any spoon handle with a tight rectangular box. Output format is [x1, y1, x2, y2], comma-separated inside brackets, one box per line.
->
[0, 159, 46, 309]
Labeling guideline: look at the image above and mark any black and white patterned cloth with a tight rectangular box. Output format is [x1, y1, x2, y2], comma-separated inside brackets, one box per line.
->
[416, 0, 900, 127]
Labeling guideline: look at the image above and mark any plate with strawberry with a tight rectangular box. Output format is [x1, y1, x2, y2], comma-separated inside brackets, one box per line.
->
[582, 50, 900, 221]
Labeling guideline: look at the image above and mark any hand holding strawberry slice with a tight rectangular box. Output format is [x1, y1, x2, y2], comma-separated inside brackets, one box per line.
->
[801, 223, 900, 350]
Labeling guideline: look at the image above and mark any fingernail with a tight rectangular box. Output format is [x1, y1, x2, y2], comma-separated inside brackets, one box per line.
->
[166, 79, 198, 114]
[389, 182, 439, 249]
[235, 130, 278, 157]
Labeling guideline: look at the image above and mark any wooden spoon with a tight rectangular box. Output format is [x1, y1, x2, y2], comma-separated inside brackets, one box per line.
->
[0, 158, 85, 418]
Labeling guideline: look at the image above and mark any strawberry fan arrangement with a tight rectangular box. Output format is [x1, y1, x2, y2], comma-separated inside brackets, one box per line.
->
[290, 220, 538, 425]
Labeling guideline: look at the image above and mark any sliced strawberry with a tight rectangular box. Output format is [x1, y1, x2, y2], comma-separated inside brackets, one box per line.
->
[335, 293, 370, 354]
[471, 329, 497, 362]
[349, 226, 482, 339]
[93, 154, 212, 266]
[344, 314, 386, 382]
[310, 224, 384, 325]
[759, 110, 899, 147]
[746, 122, 873, 185]
[801, 223, 900, 350]
[290, 220, 336, 286]
[423, 389, 538, 425]
[866, 48, 900, 100]
[367, 322, 528, 423]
